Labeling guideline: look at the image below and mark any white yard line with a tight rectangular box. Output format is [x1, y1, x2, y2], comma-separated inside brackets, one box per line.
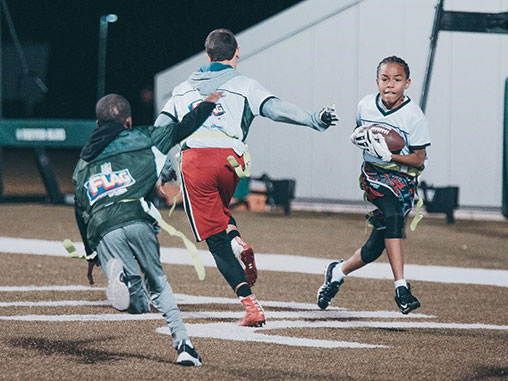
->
[0, 307, 431, 320]
[0, 285, 101, 292]
[1, 236, 507, 287]
[0, 300, 110, 307]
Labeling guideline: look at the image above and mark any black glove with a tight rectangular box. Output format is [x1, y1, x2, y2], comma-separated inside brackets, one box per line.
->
[318, 104, 339, 128]
[160, 164, 177, 184]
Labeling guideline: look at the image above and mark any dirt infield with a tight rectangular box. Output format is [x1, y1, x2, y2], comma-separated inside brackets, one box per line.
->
[1, 204, 507, 380]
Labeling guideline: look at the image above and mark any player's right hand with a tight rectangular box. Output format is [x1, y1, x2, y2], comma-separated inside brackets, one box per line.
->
[351, 126, 371, 150]
[204, 91, 223, 103]
[318, 104, 339, 128]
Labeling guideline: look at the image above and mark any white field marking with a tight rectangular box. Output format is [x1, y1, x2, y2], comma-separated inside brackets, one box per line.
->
[0, 289, 503, 350]
[258, 320, 508, 331]
[2, 312, 506, 332]
[173, 293, 349, 310]
[173, 294, 434, 316]
[1, 236, 508, 287]
[0, 313, 163, 322]
[0, 300, 110, 307]
[0, 285, 104, 292]
[0, 293, 433, 319]
[0, 310, 433, 321]
[0, 289, 434, 319]
[157, 324, 387, 349]
[180, 310, 432, 319]
[157, 318, 508, 348]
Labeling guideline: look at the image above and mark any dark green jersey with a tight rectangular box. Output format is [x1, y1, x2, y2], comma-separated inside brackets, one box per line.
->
[73, 101, 215, 252]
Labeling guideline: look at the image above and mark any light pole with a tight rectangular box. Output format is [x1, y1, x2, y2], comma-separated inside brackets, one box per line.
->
[96, 13, 118, 100]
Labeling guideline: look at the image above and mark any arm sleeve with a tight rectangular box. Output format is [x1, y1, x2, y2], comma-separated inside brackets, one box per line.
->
[408, 118, 431, 150]
[355, 96, 365, 127]
[260, 97, 325, 131]
[154, 111, 177, 127]
[245, 79, 276, 116]
[150, 101, 216, 154]
[154, 96, 177, 126]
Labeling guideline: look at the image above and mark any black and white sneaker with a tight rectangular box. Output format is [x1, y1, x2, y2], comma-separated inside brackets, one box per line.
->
[394, 283, 421, 314]
[317, 260, 344, 310]
[176, 340, 202, 367]
[105, 259, 130, 311]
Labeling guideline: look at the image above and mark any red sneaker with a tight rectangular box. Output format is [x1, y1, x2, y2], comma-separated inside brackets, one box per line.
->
[240, 294, 266, 327]
[232, 236, 257, 287]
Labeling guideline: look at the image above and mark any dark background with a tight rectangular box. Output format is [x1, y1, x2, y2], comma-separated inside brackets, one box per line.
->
[1, 0, 301, 124]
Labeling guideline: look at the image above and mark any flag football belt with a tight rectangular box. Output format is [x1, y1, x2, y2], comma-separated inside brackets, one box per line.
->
[180, 129, 251, 178]
[370, 161, 423, 177]
[139, 198, 205, 281]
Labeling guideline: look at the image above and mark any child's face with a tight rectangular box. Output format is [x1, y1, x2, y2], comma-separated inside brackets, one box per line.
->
[376, 62, 411, 109]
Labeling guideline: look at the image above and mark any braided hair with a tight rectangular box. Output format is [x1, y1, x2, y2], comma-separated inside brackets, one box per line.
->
[376, 56, 410, 79]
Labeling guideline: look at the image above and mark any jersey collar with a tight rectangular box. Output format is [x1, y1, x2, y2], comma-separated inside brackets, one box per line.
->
[376, 93, 411, 116]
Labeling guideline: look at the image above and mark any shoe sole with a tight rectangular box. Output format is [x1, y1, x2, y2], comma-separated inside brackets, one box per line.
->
[240, 319, 266, 327]
[106, 259, 130, 311]
[177, 353, 202, 367]
[317, 281, 341, 310]
[240, 248, 257, 287]
[397, 300, 421, 314]
[317, 261, 343, 310]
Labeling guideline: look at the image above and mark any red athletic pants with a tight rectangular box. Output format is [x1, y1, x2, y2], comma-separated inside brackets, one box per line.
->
[180, 148, 244, 241]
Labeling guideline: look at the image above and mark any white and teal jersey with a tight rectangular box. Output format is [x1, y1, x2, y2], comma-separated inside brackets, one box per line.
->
[158, 64, 274, 155]
[356, 94, 431, 166]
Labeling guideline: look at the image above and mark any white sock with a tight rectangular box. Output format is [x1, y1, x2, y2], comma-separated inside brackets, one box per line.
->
[394, 279, 407, 289]
[331, 262, 346, 282]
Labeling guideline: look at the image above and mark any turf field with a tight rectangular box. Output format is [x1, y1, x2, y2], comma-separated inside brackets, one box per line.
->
[0, 204, 507, 380]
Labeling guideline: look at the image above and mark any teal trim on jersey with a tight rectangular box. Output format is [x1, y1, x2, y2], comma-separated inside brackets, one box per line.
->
[375, 94, 412, 116]
[241, 97, 255, 141]
[198, 62, 233, 72]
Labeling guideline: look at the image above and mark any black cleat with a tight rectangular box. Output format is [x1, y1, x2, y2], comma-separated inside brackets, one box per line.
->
[317, 260, 344, 310]
[176, 340, 202, 366]
[394, 283, 421, 314]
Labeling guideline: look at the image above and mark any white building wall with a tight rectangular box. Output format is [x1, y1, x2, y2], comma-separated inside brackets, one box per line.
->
[155, 0, 508, 208]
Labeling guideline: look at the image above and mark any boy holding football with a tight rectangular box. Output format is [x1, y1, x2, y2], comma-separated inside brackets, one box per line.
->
[317, 56, 430, 314]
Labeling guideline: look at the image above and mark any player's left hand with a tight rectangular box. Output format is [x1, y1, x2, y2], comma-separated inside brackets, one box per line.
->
[87, 261, 97, 285]
[371, 134, 392, 162]
[319, 104, 339, 128]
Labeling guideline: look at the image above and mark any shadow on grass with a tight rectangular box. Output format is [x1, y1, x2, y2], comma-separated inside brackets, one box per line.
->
[7, 336, 173, 365]
[470, 366, 508, 380]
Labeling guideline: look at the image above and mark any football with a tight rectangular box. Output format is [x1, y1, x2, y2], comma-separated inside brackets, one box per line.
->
[361, 124, 405, 153]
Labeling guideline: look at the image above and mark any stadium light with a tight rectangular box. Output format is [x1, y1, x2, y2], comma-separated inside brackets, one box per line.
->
[96, 14, 118, 100]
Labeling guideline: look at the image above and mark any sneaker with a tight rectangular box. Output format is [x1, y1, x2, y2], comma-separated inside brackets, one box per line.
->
[317, 260, 344, 310]
[105, 259, 130, 311]
[394, 283, 421, 314]
[240, 294, 266, 327]
[232, 236, 257, 287]
[176, 340, 202, 366]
